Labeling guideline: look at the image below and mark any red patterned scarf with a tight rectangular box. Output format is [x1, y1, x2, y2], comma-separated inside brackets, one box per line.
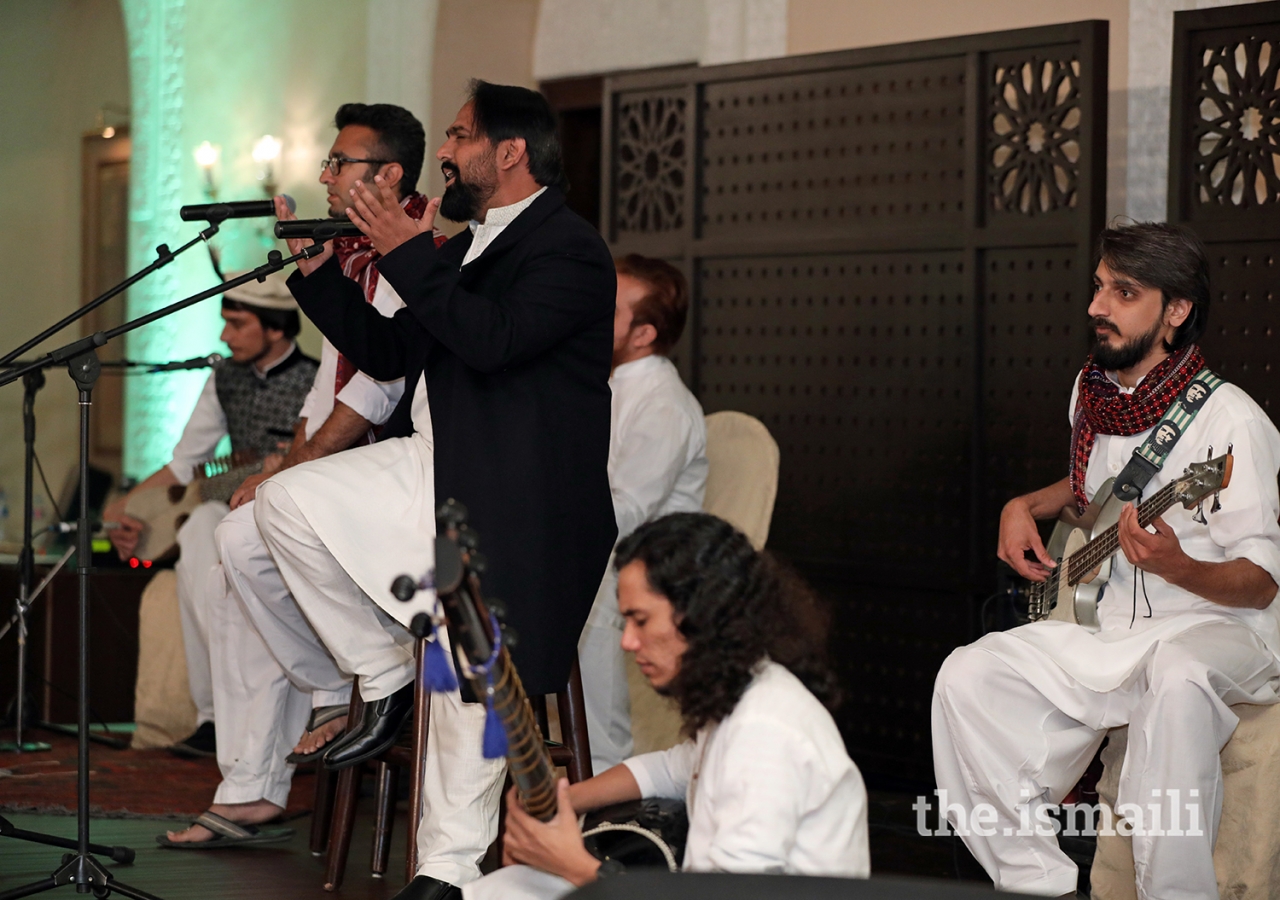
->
[1068, 344, 1206, 512]
[331, 192, 448, 393]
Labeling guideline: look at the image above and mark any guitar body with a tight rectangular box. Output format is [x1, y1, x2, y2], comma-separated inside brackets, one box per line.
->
[123, 481, 204, 562]
[1026, 456, 1231, 631]
[1035, 478, 1121, 632]
[122, 453, 263, 561]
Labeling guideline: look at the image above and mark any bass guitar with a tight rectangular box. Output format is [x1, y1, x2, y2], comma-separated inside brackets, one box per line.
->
[1027, 453, 1232, 629]
[392, 500, 687, 871]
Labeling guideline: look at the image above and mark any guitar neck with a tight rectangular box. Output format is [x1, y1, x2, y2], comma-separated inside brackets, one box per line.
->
[1063, 481, 1178, 585]
[438, 578, 559, 822]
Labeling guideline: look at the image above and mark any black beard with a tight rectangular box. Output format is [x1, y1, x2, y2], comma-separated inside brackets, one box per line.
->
[1090, 317, 1164, 371]
[439, 177, 486, 222]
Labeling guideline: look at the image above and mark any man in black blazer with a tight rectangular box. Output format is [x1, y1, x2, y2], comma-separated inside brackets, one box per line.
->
[255, 82, 616, 900]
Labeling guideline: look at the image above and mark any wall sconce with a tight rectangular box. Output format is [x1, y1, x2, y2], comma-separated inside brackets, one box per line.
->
[252, 134, 282, 197]
[194, 141, 221, 198]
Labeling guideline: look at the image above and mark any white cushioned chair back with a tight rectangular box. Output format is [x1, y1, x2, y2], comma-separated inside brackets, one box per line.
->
[702, 411, 780, 549]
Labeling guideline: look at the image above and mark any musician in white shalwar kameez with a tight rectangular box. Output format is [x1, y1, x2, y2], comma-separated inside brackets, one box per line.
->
[103, 273, 316, 761]
[932, 223, 1280, 899]
[159, 103, 437, 849]
[466, 513, 869, 900]
[579, 255, 707, 772]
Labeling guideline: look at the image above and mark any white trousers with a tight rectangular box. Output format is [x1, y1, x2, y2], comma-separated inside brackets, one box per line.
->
[462, 865, 575, 900]
[932, 620, 1280, 899]
[207, 501, 352, 808]
[255, 480, 506, 886]
[174, 499, 230, 725]
[578, 563, 632, 772]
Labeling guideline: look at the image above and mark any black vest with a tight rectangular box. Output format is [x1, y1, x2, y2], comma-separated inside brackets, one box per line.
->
[213, 346, 317, 457]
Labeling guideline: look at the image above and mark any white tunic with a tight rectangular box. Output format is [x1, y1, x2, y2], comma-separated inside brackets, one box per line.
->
[297, 277, 407, 440]
[607, 354, 708, 541]
[1004, 377, 1280, 691]
[463, 662, 868, 900]
[577, 354, 708, 770]
[625, 661, 869, 877]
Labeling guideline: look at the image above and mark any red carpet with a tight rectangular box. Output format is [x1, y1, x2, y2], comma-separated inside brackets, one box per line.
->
[0, 733, 315, 821]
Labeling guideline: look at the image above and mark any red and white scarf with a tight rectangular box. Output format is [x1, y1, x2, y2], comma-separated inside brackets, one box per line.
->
[1068, 344, 1206, 512]
[331, 192, 447, 393]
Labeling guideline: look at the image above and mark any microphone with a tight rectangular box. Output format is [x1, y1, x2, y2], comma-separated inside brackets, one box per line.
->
[274, 218, 362, 241]
[148, 353, 224, 372]
[180, 194, 296, 222]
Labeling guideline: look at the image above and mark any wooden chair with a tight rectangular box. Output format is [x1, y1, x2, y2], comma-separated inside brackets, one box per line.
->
[314, 643, 593, 891]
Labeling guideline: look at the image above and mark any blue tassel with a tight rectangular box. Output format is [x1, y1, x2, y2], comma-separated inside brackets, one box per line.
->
[424, 629, 458, 693]
[482, 692, 508, 759]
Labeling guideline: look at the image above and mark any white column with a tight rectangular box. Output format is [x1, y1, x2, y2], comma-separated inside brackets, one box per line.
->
[367, 0, 439, 134]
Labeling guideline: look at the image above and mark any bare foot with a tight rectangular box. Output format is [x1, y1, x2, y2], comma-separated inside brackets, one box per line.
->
[292, 715, 348, 757]
[164, 799, 283, 843]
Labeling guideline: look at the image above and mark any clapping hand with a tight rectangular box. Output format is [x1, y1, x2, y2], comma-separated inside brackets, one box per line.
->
[346, 176, 441, 257]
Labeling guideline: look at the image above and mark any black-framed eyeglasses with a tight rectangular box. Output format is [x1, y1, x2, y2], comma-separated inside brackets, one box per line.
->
[321, 155, 391, 176]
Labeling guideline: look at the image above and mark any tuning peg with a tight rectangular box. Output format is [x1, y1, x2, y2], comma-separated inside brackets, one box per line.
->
[501, 625, 519, 648]
[455, 526, 480, 552]
[468, 551, 487, 574]
[1193, 502, 1207, 525]
[487, 597, 507, 620]
[436, 498, 469, 530]
[1211, 492, 1222, 514]
[391, 574, 420, 602]
[408, 612, 432, 639]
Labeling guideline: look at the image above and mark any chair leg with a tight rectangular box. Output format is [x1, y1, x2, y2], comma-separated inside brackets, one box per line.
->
[323, 689, 366, 892]
[557, 660, 594, 783]
[324, 764, 363, 891]
[309, 766, 339, 856]
[371, 762, 399, 877]
[311, 689, 362, 856]
[406, 637, 432, 883]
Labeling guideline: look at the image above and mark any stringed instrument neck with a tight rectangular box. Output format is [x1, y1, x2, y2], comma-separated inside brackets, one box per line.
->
[1060, 481, 1178, 585]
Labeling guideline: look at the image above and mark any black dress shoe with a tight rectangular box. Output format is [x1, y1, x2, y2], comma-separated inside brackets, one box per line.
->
[168, 721, 216, 759]
[390, 875, 461, 900]
[322, 682, 414, 771]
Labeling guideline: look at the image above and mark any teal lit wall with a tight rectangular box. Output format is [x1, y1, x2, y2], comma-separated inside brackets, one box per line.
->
[120, 0, 368, 478]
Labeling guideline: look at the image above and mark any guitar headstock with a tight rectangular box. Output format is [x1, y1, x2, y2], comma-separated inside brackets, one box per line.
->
[391, 498, 511, 648]
[1173, 453, 1233, 509]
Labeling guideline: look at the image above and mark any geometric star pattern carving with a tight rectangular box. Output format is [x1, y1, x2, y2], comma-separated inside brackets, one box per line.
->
[614, 92, 687, 233]
[989, 57, 1082, 214]
[1195, 39, 1280, 208]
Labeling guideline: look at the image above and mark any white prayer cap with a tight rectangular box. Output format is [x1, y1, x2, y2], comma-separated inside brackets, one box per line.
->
[222, 269, 297, 311]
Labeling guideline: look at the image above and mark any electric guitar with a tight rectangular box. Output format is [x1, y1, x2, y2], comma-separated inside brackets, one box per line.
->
[1027, 454, 1233, 629]
[392, 500, 687, 871]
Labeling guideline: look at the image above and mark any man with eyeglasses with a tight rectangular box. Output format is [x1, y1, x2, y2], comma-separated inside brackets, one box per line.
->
[158, 103, 447, 848]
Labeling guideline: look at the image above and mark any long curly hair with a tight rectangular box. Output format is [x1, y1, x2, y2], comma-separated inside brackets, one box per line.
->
[614, 512, 839, 736]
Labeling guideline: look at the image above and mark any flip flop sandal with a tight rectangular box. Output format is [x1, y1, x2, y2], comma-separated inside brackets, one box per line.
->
[285, 704, 350, 764]
[155, 811, 294, 850]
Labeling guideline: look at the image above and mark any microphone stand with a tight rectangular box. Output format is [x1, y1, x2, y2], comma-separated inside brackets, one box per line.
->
[0, 245, 324, 900]
[0, 224, 219, 369]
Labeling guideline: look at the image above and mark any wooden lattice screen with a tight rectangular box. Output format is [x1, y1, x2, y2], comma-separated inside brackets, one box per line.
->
[1169, 1, 1280, 415]
[603, 21, 1109, 780]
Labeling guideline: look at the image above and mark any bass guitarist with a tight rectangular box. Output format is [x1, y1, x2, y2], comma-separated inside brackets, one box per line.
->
[932, 222, 1280, 899]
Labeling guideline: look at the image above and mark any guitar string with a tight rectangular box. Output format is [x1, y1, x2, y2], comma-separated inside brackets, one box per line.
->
[1064, 481, 1181, 583]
